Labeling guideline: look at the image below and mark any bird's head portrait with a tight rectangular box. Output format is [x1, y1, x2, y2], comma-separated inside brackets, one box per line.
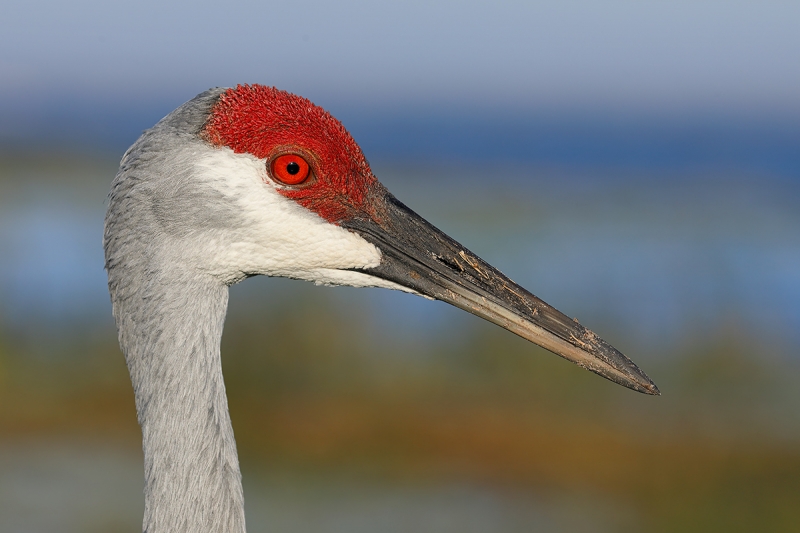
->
[101, 83, 658, 531]
[3, 3, 797, 532]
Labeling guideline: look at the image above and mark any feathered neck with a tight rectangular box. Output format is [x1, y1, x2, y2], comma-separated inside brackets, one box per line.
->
[110, 268, 245, 533]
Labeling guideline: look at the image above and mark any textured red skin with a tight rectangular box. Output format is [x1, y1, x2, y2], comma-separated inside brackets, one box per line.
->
[204, 85, 381, 224]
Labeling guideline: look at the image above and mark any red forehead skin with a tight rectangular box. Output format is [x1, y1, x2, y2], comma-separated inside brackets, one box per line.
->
[203, 84, 381, 224]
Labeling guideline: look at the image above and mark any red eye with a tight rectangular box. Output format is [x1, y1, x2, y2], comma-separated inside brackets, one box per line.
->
[271, 154, 311, 185]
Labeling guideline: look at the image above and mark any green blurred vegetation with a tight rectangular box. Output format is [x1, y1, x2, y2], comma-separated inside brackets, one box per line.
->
[1, 281, 799, 532]
[1, 151, 799, 531]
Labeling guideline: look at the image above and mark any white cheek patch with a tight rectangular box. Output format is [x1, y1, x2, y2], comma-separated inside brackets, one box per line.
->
[189, 148, 411, 292]
[296, 269, 418, 293]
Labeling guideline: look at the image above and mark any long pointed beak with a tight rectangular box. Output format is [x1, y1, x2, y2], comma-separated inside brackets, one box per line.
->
[343, 189, 660, 395]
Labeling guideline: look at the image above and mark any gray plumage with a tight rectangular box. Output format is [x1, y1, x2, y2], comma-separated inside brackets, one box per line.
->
[105, 85, 658, 533]
[105, 88, 246, 532]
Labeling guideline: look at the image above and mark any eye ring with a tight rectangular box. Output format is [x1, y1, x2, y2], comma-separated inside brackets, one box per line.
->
[270, 153, 312, 185]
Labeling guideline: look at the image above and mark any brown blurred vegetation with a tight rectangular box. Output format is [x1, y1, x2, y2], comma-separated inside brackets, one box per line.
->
[2, 151, 798, 531]
[1, 282, 798, 532]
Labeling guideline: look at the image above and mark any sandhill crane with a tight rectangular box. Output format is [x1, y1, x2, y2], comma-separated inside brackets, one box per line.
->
[104, 85, 658, 533]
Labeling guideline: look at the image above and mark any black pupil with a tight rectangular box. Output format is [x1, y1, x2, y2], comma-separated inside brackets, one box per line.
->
[286, 161, 300, 175]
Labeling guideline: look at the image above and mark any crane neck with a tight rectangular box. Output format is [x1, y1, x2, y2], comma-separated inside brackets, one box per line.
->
[112, 272, 245, 533]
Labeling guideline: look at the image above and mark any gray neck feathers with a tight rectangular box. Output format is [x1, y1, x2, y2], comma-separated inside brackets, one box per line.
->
[105, 88, 246, 533]
[125, 275, 243, 533]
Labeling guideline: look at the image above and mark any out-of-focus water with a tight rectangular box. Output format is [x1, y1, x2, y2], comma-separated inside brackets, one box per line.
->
[378, 165, 800, 355]
[1, 152, 799, 532]
[0, 442, 632, 533]
[2, 155, 797, 355]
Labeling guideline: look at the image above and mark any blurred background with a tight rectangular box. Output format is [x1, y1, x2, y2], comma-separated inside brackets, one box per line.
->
[1, 1, 799, 531]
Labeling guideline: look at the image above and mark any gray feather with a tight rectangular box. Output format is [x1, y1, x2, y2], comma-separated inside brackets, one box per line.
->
[105, 87, 247, 533]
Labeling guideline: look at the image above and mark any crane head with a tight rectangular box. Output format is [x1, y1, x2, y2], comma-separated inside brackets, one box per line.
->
[109, 84, 659, 395]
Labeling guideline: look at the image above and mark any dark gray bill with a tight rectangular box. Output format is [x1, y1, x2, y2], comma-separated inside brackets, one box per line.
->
[343, 189, 660, 395]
